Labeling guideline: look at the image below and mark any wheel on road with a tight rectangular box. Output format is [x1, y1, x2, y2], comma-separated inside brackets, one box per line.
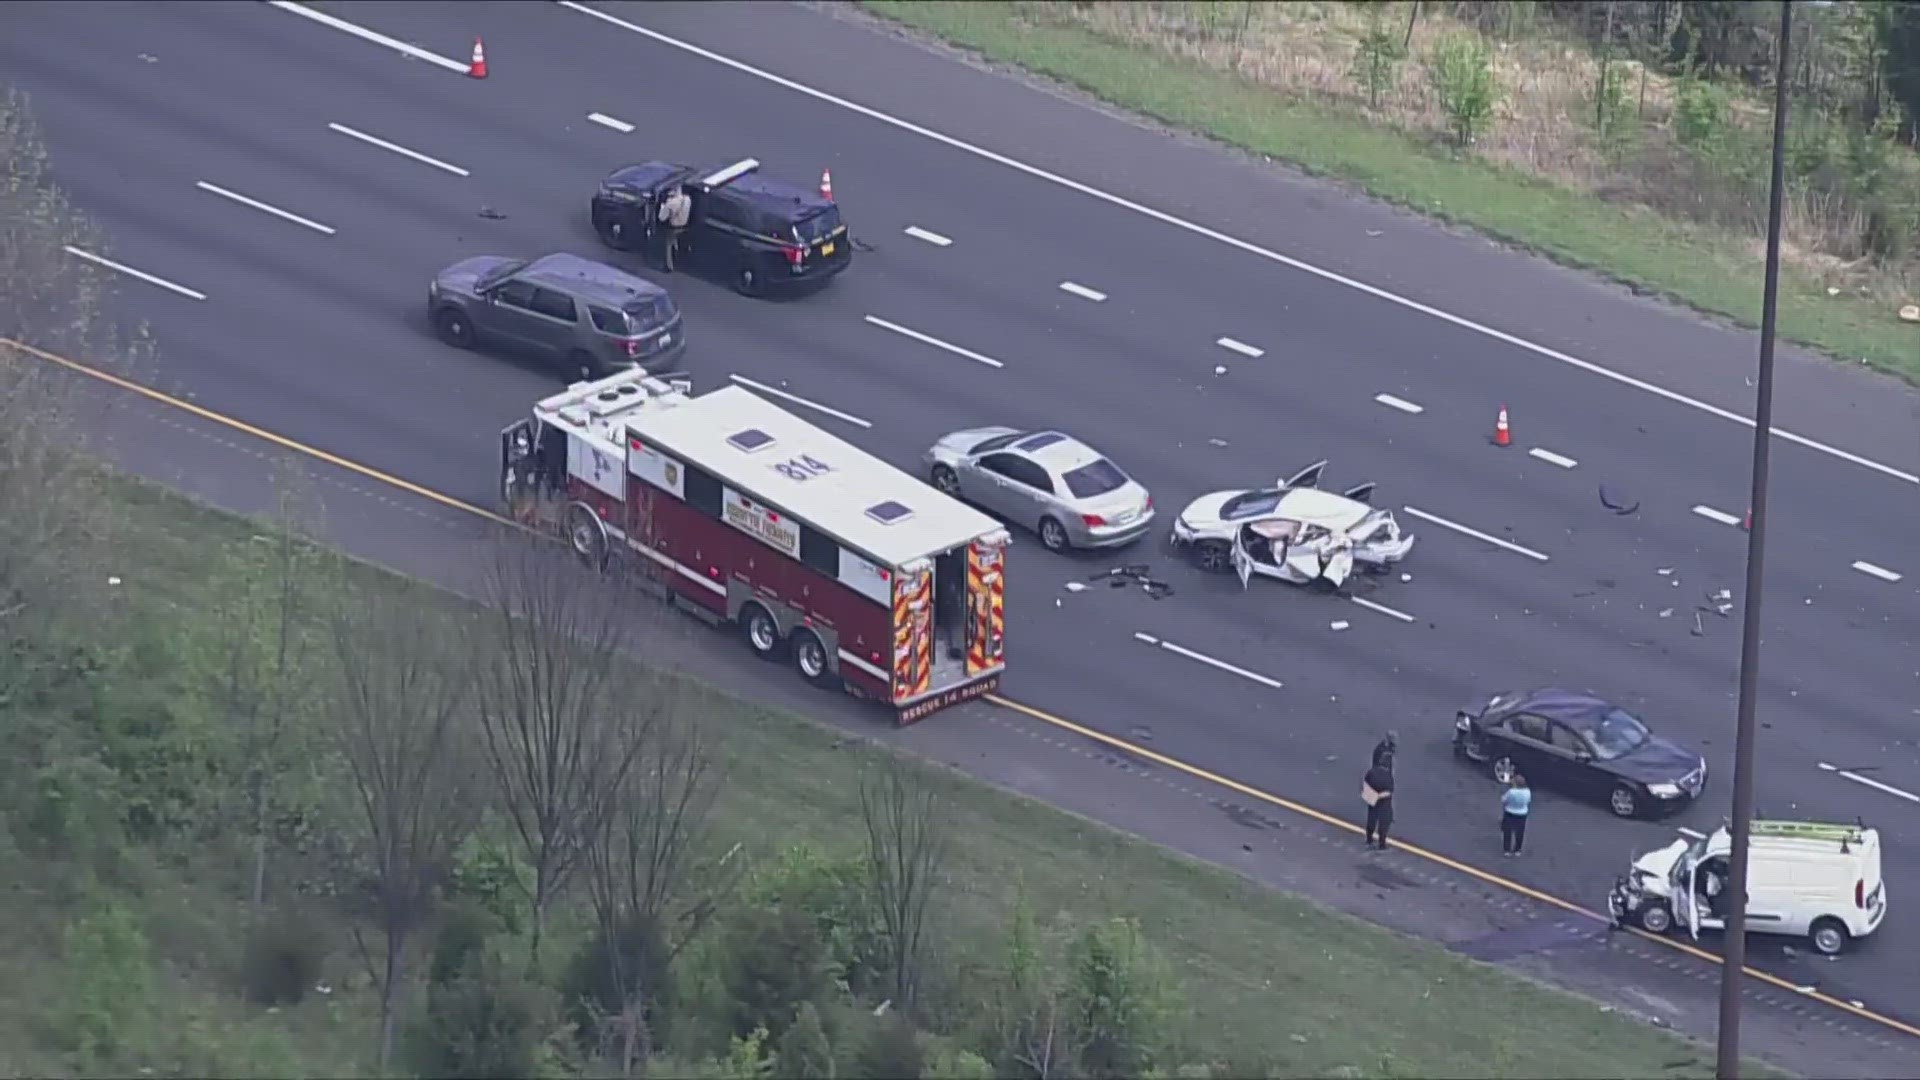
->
[1460, 731, 1490, 763]
[567, 505, 607, 571]
[931, 465, 960, 497]
[567, 350, 598, 381]
[792, 628, 834, 688]
[735, 266, 761, 297]
[1638, 903, 1672, 934]
[1609, 784, 1639, 819]
[595, 211, 631, 251]
[1490, 755, 1516, 785]
[1039, 516, 1070, 553]
[1194, 540, 1232, 572]
[742, 603, 782, 661]
[1810, 917, 1849, 956]
[434, 307, 476, 349]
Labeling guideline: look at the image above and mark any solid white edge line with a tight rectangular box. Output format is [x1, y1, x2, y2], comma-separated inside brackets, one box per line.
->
[1528, 447, 1578, 469]
[553, 0, 1920, 490]
[265, 0, 472, 74]
[1850, 560, 1903, 583]
[903, 225, 953, 247]
[327, 123, 471, 177]
[728, 374, 873, 429]
[1349, 596, 1416, 623]
[1374, 393, 1423, 415]
[63, 246, 208, 300]
[1216, 336, 1264, 358]
[195, 181, 336, 235]
[1059, 281, 1107, 302]
[1690, 505, 1743, 527]
[1818, 762, 1920, 804]
[1135, 634, 1283, 689]
[863, 314, 1005, 368]
[588, 112, 636, 133]
[1400, 505, 1550, 562]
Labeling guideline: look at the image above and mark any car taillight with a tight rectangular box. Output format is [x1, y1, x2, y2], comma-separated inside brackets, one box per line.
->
[623, 339, 643, 357]
[1082, 514, 1106, 527]
[783, 244, 805, 266]
[1856, 879, 1866, 908]
[1144, 495, 1153, 510]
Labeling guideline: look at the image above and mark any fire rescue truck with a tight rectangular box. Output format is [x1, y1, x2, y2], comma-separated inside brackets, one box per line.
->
[499, 369, 1010, 723]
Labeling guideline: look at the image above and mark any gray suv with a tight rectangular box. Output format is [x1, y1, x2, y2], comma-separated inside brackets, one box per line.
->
[428, 252, 686, 378]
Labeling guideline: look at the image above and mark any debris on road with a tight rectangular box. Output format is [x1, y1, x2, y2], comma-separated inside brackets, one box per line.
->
[1330, 620, 1351, 631]
[1599, 485, 1640, 515]
[477, 206, 507, 220]
[1208, 437, 1229, 447]
[1063, 581, 1088, 593]
[1214, 365, 1228, 376]
[1090, 564, 1174, 600]
[1691, 611, 1706, 637]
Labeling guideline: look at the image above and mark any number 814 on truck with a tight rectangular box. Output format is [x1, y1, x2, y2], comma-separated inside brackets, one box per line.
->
[499, 369, 1011, 723]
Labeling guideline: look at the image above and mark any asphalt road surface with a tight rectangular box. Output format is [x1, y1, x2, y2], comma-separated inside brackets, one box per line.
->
[7, 0, 1919, 1065]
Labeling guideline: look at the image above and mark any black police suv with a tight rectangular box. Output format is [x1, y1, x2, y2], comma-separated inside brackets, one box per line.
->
[590, 158, 852, 297]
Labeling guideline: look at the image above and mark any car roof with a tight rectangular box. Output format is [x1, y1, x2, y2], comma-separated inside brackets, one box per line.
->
[714, 171, 834, 218]
[1018, 433, 1105, 474]
[1274, 487, 1372, 531]
[1511, 689, 1622, 726]
[604, 161, 696, 190]
[521, 253, 668, 307]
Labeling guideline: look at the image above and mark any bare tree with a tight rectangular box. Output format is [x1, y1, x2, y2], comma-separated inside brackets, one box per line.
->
[206, 459, 326, 911]
[860, 760, 948, 1013]
[581, 711, 744, 1078]
[328, 586, 479, 1072]
[470, 534, 662, 969]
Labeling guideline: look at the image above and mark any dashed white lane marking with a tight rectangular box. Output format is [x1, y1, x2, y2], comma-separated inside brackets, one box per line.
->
[1851, 560, 1903, 583]
[1528, 447, 1578, 469]
[1374, 393, 1423, 415]
[588, 112, 635, 133]
[863, 314, 1005, 369]
[63, 246, 207, 301]
[1216, 336, 1264, 359]
[728, 374, 872, 429]
[195, 181, 336, 235]
[327, 123, 470, 177]
[554, 1, 1920, 490]
[1400, 505, 1550, 562]
[1132, 632, 1283, 689]
[1059, 281, 1107, 303]
[267, 1, 473, 74]
[1692, 505, 1744, 527]
[1349, 596, 1416, 623]
[1677, 827, 1706, 839]
[903, 225, 952, 247]
[1818, 762, 1920, 804]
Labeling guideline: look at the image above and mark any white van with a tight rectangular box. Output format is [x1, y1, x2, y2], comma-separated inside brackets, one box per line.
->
[1606, 820, 1886, 956]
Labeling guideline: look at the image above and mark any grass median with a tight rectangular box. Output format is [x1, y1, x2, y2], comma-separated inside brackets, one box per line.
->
[0, 464, 1788, 1078]
[858, 1, 1919, 385]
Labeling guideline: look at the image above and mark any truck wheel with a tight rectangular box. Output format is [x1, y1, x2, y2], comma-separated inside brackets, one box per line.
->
[792, 628, 835, 688]
[1810, 917, 1849, 956]
[434, 307, 476, 349]
[567, 505, 608, 572]
[1638, 903, 1672, 934]
[741, 603, 782, 661]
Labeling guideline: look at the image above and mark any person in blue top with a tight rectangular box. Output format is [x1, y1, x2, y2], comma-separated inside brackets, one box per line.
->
[1500, 774, 1532, 856]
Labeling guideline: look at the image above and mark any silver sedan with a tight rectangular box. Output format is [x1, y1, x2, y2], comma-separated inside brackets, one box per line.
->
[923, 427, 1154, 552]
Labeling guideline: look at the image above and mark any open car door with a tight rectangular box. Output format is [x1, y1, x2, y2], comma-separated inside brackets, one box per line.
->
[1280, 460, 1328, 491]
[1230, 527, 1254, 590]
[1673, 863, 1702, 940]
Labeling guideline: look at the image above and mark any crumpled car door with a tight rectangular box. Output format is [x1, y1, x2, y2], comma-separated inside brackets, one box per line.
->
[1231, 528, 1254, 590]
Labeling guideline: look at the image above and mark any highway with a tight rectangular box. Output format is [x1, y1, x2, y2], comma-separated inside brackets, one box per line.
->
[6, 0, 1919, 1062]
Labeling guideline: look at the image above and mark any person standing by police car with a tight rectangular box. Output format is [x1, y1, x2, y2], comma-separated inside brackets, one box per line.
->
[656, 184, 692, 272]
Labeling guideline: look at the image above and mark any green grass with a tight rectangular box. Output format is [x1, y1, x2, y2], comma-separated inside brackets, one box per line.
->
[861, 1, 1920, 385]
[0, 467, 1794, 1078]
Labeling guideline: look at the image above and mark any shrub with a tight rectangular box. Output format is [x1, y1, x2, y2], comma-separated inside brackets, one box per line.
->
[852, 1014, 926, 1080]
[719, 904, 832, 1041]
[51, 899, 154, 1059]
[559, 911, 675, 1053]
[1425, 33, 1499, 147]
[775, 1000, 835, 1079]
[240, 911, 327, 1007]
[749, 843, 886, 995]
[413, 955, 561, 1080]
[1067, 917, 1173, 1080]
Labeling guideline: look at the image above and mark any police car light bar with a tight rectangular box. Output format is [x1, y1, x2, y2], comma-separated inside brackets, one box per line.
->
[701, 158, 759, 188]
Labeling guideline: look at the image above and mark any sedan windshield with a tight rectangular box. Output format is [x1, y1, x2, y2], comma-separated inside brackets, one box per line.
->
[1062, 458, 1129, 499]
[1581, 707, 1652, 761]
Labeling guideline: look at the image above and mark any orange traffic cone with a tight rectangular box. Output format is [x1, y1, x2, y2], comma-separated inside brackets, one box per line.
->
[468, 37, 488, 79]
[1492, 405, 1512, 447]
[820, 168, 833, 202]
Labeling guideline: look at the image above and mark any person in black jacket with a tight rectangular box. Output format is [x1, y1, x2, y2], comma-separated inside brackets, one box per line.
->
[1372, 730, 1398, 770]
[1362, 758, 1395, 850]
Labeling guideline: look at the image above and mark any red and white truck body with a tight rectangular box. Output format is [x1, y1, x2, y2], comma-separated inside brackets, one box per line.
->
[500, 369, 1009, 723]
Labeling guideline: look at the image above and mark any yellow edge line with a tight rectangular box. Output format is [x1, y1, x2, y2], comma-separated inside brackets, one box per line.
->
[16, 337, 1919, 1044]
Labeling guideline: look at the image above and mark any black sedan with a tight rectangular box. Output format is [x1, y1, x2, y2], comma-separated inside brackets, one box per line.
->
[1452, 689, 1707, 818]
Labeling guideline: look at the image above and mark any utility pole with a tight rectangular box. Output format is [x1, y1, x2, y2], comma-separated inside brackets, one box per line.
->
[1715, 2, 1793, 1077]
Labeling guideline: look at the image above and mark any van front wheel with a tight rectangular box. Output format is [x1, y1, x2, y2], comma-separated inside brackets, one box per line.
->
[1810, 917, 1849, 956]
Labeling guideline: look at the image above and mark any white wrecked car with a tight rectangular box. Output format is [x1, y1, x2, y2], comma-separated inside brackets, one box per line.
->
[1170, 461, 1414, 590]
